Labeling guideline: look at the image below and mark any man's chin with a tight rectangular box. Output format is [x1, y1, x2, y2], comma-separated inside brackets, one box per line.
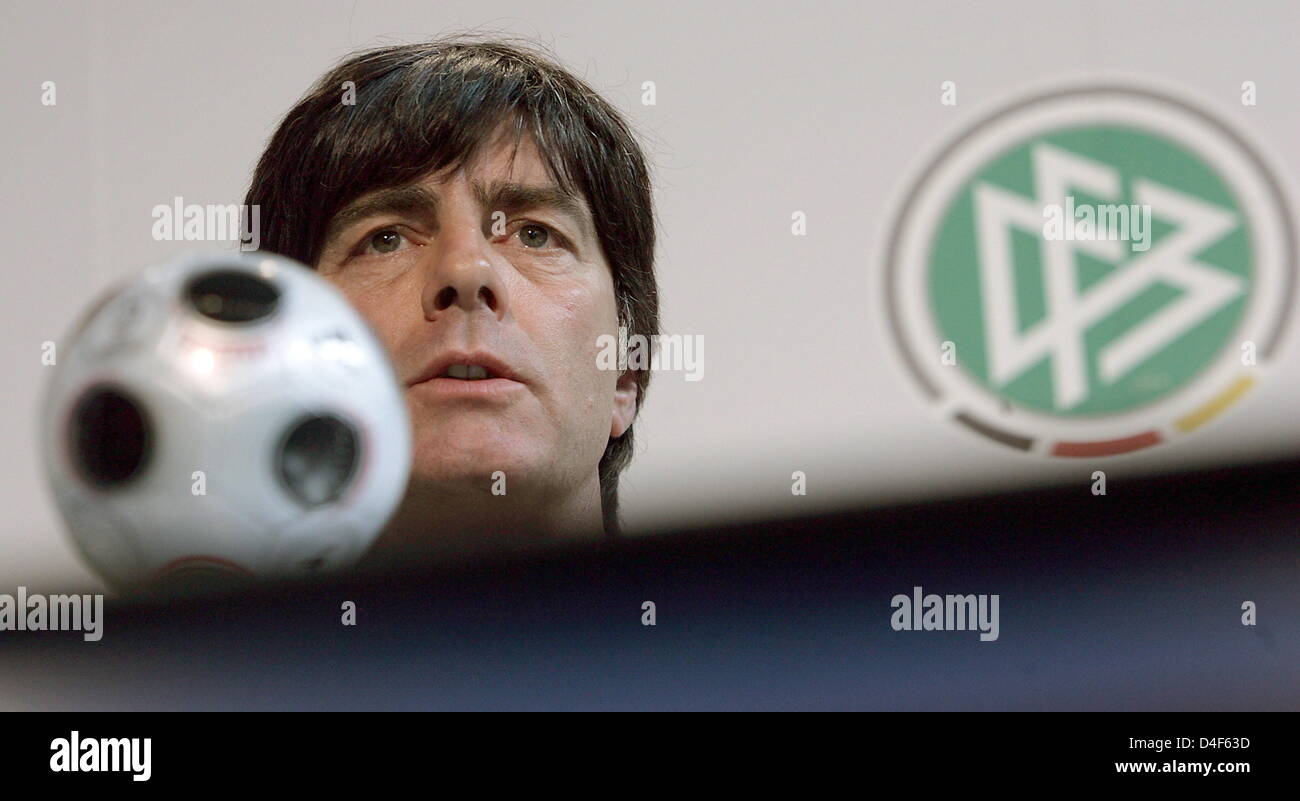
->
[373, 459, 566, 560]
[407, 451, 543, 496]
[411, 414, 538, 455]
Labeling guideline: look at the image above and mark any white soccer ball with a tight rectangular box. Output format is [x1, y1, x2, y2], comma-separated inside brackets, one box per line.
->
[41, 251, 412, 589]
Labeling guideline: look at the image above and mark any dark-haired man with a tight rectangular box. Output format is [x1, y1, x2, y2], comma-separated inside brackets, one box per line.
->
[244, 38, 659, 562]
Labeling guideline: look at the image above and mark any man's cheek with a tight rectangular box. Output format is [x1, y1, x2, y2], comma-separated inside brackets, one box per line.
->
[358, 303, 407, 363]
[546, 276, 613, 327]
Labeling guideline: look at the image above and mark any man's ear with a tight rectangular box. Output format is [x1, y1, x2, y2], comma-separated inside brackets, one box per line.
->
[610, 369, 639, 439]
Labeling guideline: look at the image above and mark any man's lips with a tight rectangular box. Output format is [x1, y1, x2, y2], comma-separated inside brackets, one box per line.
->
[407, 351, 525, 386]
[409, 375, 525, 401]
[407, 351, 528, 400]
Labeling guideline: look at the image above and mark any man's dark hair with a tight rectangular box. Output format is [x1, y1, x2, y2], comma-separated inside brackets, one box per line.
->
[243, 36, 658, 535]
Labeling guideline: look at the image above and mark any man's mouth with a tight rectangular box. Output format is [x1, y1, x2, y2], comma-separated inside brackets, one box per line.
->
[408, 352, 527, 401]
[440, 364, 497, 380]
[409, 351, 523, 386]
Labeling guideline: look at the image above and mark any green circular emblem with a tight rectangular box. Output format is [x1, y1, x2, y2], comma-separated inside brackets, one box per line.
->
[885, 83, 1294, 456]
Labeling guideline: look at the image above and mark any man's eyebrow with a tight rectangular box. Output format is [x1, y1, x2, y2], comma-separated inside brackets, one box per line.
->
[323, 184, 441, 249]
[473, 179, 596, 241]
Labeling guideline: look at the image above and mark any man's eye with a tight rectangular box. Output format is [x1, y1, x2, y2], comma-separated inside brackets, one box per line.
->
[518, 223, 553, 249]
[362, 229, 407, 255]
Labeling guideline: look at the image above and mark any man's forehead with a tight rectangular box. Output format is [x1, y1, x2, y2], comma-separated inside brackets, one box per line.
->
[433, 132, 590, 217]
[475, 130, 553, 182]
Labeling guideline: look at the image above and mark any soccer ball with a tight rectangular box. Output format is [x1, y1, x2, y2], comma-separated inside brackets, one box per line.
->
[40, 251, 412, 589]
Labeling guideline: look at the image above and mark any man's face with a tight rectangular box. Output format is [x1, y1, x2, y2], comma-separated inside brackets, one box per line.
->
[314, 132, 637, 507]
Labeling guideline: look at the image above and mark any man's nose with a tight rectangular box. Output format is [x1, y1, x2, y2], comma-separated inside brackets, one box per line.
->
[420, 219, 508, 321]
